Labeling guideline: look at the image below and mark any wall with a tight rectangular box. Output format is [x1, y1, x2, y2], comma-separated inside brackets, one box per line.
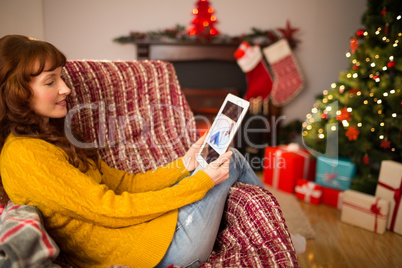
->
[0, 0, 44, 39]
[1, 0, 367, 125]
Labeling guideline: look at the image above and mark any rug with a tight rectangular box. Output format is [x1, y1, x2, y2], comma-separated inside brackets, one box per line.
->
[264, 185, 316, 239]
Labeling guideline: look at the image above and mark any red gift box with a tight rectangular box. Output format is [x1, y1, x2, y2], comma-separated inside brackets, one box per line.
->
[321, 186, 343, 210]
[295, 179, 322, 205]
[263, 143, 316, 193]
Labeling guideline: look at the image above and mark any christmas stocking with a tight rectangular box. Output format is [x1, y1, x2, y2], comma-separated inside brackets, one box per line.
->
[234, 42, 273, 101]
[263, 39, 304, 106]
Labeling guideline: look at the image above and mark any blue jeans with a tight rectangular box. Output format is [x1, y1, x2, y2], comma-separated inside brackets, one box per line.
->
[156, 148, 264, 268]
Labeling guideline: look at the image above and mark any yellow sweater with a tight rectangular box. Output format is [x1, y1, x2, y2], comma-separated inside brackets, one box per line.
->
[0, 134, 214, 268]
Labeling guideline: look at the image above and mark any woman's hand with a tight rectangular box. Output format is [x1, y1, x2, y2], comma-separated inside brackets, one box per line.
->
[204, 151, 232, 185]
[182, 134, 207, 172]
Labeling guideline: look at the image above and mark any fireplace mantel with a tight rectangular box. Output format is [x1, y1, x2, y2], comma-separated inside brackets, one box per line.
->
[134, 41, 239, 62]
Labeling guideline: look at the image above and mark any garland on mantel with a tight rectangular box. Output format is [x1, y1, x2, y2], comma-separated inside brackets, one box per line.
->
[114, 21, 300, 48]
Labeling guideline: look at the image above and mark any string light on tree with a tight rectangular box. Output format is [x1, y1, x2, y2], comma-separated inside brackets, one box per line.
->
[302, 0, 402, 194]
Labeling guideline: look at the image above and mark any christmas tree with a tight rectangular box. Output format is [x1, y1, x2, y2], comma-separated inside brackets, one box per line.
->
[188, 0, 219, 41]
[302, 0, 402, 194]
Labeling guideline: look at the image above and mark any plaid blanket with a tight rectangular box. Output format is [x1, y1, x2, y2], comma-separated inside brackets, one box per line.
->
[202, 183, 298, 267]
[0, 202, 60, 268]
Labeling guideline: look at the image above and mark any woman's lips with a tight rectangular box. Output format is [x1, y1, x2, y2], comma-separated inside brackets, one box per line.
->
[56, 99, 67, 106]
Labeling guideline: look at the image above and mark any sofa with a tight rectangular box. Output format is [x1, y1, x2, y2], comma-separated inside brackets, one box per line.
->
[0, 60, 298, 267]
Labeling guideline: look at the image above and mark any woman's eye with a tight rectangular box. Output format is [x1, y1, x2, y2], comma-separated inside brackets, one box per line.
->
[45, 81, 54, 86]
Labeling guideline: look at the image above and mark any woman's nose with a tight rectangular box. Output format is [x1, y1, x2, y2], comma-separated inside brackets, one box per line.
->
[59, 80, 71, 95]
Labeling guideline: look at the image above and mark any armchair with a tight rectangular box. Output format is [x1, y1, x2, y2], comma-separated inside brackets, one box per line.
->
[0, 60, 298, 267]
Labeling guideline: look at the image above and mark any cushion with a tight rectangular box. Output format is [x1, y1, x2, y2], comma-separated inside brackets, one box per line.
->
[0, 201, 60, 268]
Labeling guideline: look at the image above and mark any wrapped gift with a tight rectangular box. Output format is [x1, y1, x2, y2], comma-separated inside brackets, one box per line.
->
[295, 179, 322, 205]
[315, 155, 356, 191]
[305, 156, 316, 181]
[263, 143, 315, 193]
[341, 190, 389, 234]
[321, 186, 343, 210]
[375, 160, 402, 235]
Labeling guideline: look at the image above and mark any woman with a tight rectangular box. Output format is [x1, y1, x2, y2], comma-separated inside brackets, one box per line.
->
[0, 35, 264, 268]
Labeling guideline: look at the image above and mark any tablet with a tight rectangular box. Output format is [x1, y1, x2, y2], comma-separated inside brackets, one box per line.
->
[196, 93, 250, 169]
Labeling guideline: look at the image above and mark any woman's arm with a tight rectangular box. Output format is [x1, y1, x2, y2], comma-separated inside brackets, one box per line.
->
[99, 158, 190, 194]
[0, 138, 214, 228]
[100, 134, 208, 194]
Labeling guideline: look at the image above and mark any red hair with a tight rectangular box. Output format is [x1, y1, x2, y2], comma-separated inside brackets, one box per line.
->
[0, 35, 98, 202]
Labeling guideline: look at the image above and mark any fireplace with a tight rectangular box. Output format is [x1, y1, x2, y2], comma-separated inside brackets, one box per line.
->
[134, 42, 247, 125]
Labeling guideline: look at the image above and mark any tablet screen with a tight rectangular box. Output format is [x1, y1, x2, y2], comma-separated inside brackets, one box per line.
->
[200, 100, 244, 164]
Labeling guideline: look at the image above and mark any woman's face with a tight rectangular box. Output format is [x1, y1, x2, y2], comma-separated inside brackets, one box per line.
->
[29, 62, 71, 123]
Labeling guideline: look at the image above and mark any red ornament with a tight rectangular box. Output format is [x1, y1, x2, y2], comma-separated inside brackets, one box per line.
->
[349, 88, 360, 95]
[321, 113, 327, 120]
[388, 61, 396, 68]
[346, 126, 359, 141]
[336, 107, 352, 121]
[356, 29, 365, 38]
[352, 65, 360, 70]
[363, 153, 369, 165]
[380, 139, 391, 149]
[381, 8, 387, 16]
[277, 20, 300, 47]
[350, 37, 359, 53]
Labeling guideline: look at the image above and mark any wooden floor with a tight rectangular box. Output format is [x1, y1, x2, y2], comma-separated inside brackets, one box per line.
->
[296, 199, 402, 268]
[254, 172, 402, 268]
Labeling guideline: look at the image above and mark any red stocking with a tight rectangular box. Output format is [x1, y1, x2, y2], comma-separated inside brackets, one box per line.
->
[263, 39, 304, 106]
[234, 42, 273, 101]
